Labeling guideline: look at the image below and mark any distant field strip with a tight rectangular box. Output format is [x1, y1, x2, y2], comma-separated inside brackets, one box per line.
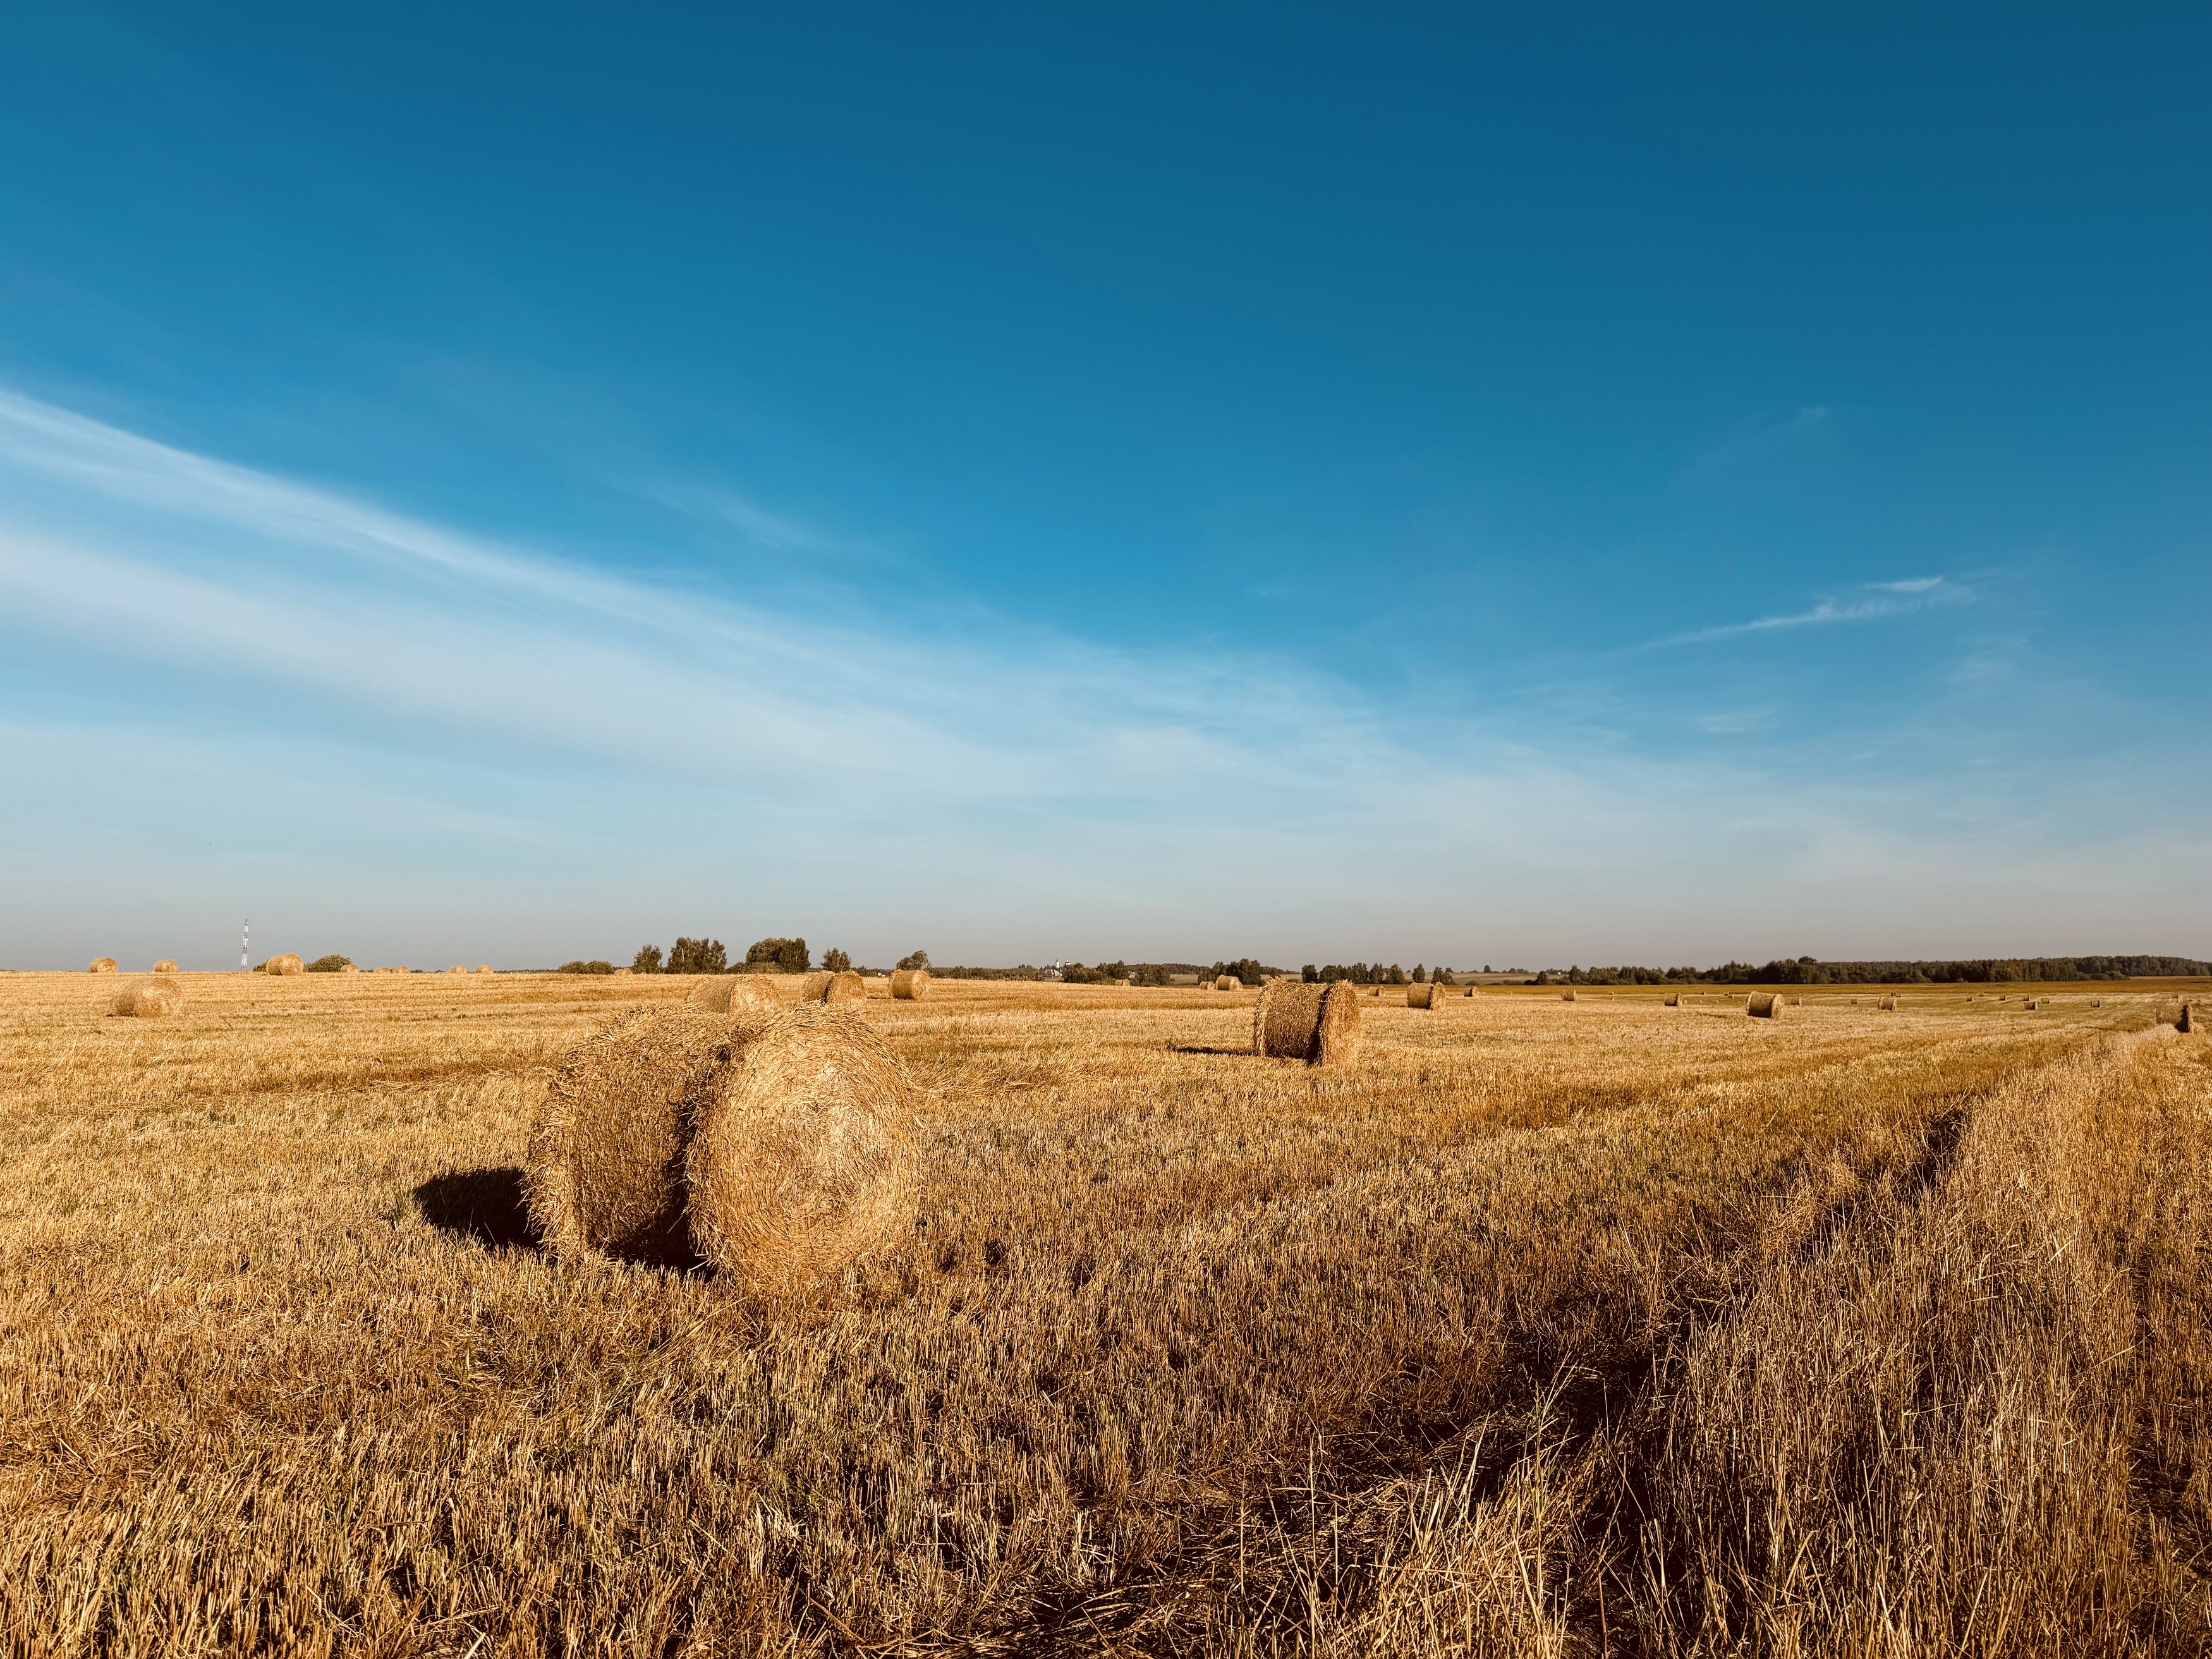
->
[0, 975, 2204, 1655]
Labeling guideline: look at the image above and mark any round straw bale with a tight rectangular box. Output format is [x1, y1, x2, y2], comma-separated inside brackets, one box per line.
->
[1664, 992, 1680, 1007]
[1406, 981, 1440, 1009]
[685, 1004, 918, 1291]
[341, 963, 360, 973]
[613, 966, 633, 976]
[1879, 995, 1897, 1011]
[151, 960, 178, 973]
[1561, 989, 1576, 1002]
[890, 968, 931, 1000]
[474, 964, 492, 975]
[1252, 978, 1363, 1066]
[687, 975, 780, 1017]
[823, 969, 866, 1006]
[1214, 975, 1240, 992]
[260, 954, 304, 976]
[448, 965, 467, 975]
[525, 1007, 752, 1263]
[1747, 991, 1784, 1019]
[112, 976, 185, 1018]
[88, 957, 118, 974]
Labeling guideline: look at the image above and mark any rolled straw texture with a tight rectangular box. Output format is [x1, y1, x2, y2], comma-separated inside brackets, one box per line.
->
[1747, 991, 1785, 1019]
[525, 1007, 748, 1263]
[685, 1004, 918, 1291]
[823, 969, 866, 1007]
[687, 975, 780, 1018]
[1251, 979, 1362, 1066]
[112, 977, 185, 1018]
[890, 968, 931, 1000]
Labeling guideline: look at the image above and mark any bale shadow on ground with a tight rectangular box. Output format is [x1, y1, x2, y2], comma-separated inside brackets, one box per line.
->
[1165, 1043, 1256, 1057]
[413, 1167, 538, 1250]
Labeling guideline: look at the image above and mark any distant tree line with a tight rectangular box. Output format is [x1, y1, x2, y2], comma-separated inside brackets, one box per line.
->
[627, 937, 824, 975]
[1532, 954, 2211, 987]
[1302, 963, 1457, 985]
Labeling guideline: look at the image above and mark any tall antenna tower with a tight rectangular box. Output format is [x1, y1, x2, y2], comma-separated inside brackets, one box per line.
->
[242, 918, 249, 972]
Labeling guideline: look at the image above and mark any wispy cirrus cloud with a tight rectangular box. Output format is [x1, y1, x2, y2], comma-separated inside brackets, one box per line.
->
[1657, 576, 1970, 647]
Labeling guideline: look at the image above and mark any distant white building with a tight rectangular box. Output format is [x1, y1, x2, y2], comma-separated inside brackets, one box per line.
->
[1039, 959, 1064, 981]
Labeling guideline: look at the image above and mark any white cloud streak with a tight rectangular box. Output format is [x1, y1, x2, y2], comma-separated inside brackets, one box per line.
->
[1659, 578, 1970, 646]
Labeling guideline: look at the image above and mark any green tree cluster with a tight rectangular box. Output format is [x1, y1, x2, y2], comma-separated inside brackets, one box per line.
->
[746, 937, 810, 973]
[305, 954, 352, 973]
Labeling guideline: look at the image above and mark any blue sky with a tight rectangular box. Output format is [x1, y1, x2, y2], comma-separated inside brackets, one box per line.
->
[3, 3, 2207, 970]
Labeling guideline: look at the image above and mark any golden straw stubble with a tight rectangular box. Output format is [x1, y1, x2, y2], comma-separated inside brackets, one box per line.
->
[525, 1007, 749, 1263]
[685, 1004, 918, 1291]
[1251, 978, 1363, 1066]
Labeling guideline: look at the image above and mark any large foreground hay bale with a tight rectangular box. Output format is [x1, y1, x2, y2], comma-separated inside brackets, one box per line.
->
[1406, 981, 1441, 1009]
[686, 1005, 918, 1291]
[112, 977, 184, 1018]
[151, 959, 178, 973]
[260, 954, 304, 976]
[890, 968, 931, 1000]
[88, 957, 118, 974]
[688, 975, 780, 1017]
[1747, 991, 1785, 1019]
[525, 1007, 750, 1263]
[1252, 979, 1362, 1066]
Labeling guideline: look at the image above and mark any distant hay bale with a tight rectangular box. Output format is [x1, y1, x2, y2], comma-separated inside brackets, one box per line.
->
[339, 963, 360, 974]
[1665, 992, 1680, 1007]
[88, 957, 118, 974]
[1879, 995, 1897, 1011]
[448, 965, 467, 975]
[260, 954, 303, 976]
[792, 969, 868, 1006]
[890, 968, 931, 1000]
[1561, 989, 1576, 1002]
[687, 976, 779, 1017]
[685, 1005, 919, 1291]
[475, 965, 492, 975]
[1215, 975, 1240, 992]
[111, 976, 185, 1018]
[1252, 979, 1363, 1066]
[151, 960, 178, 974]
[612, 967, 632, 976]
[1406, 981, 1441, 1009]
[1465, 985, 1474, 997]
[1747, 991, 1785, 1019]
[525, 1007, 749, 1263]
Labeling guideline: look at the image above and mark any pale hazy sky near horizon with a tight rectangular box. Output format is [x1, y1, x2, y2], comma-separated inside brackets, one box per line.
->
[2, 4, 2208, 971]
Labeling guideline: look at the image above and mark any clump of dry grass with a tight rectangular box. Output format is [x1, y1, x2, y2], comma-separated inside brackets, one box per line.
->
[1747, 990, 1784, 1019]
[1252, 977, 1362, 1065]
[86, 957, 116, 973]
[109, 976, 184, 1018]
[260, 954, 303, 976]
[891, 967, 931, 1000]
[523, 1006, 746, 1263]
[684, 1004, 918, 1292]
[686, 975, 779, 1017]
[150, 959, 178, 974]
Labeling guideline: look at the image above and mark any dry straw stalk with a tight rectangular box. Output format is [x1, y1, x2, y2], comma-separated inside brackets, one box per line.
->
[110, 977, 184, 1018]
[890, 968, 931, 1000]
[1251, 979, 1363, 1066]
[525, 1007, 750, 1263]
[685, 1004, 918, 1292]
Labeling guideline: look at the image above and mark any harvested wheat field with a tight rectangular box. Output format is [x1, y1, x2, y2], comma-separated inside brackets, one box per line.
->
[4, 972, 2211, 1655]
